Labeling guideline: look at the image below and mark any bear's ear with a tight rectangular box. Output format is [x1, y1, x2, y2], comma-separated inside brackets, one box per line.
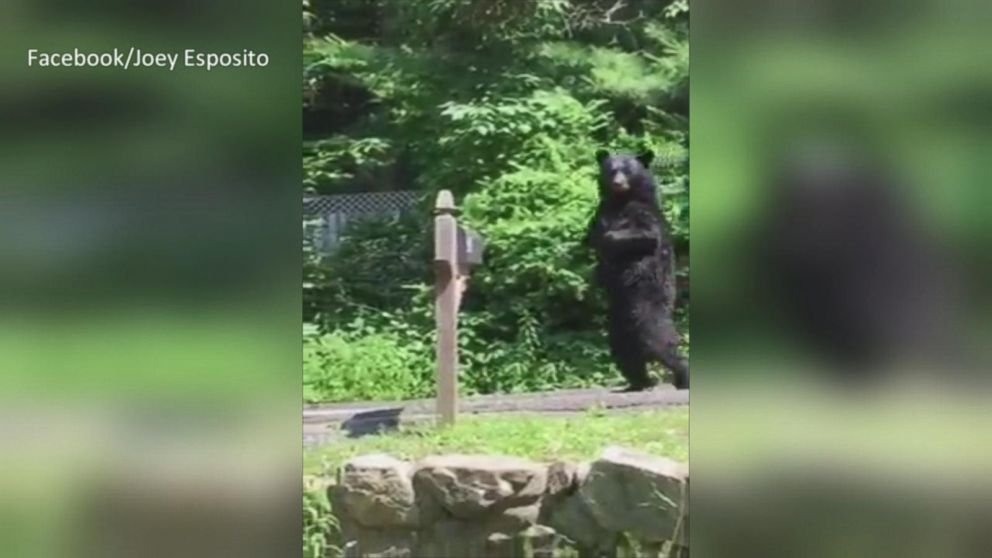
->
[636, 150, 655, 168]
[595, 149, 610, 165]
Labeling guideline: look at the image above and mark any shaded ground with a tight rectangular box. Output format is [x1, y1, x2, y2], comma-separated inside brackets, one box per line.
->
[304, 386, 688, 447]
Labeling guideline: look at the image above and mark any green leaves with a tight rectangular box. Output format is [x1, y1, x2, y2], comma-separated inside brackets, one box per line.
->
[304, 328, 433, 402]
[303, 136, 393, 191]
[535, 36, 687, 103]
[303, 489, 338, 558]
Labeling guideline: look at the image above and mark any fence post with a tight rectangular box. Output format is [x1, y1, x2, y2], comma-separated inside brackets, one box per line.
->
[434, 190, 459, 426]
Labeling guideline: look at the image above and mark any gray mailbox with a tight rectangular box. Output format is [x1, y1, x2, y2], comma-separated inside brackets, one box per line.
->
[457, 226, 485, 267]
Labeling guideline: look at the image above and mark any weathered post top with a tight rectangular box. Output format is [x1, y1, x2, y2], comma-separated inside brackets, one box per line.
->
[434, 190, 459, 216]
[434, 191, 459, 266]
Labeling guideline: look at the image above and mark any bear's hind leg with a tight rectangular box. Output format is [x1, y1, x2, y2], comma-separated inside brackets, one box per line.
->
[609, 328, 657, 391]
[659, 349, 689, 390]
[618, 355, 658, 391]
[644, 319, 690, 390]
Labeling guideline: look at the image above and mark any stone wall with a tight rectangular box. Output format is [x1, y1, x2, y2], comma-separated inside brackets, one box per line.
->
[328, 446, 688, 558]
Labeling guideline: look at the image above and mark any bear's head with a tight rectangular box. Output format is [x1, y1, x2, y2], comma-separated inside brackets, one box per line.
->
[595, 149, 656, 204]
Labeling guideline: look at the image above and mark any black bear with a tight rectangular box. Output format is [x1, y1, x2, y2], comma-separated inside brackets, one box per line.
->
[584, 149, 689, 391]
[761, 154, 959, 381]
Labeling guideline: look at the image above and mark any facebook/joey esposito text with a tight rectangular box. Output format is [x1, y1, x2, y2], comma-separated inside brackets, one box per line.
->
[27, 48, 269, 71]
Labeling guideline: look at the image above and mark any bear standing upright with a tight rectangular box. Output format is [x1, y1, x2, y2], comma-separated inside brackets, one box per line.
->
[584, 149, 689, 391]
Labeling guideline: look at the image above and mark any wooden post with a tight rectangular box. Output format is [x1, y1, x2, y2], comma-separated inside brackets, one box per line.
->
[434, 191, 459, 426]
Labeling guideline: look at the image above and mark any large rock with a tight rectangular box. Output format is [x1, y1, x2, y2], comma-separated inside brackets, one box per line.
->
[414, 454, 547, 518]
[544, 461, 580, 500]
[416, 518, 488, 558]
[546, 491, 618, 554]
[417, 512, 548, 558]
[517, 524, 559, 558]
[484, 532, 515, 558]
[336, 454, 419, 528]
[488, 504, 541, 533]
[578, 446, 688, 544]
[341, 528, 416, 558]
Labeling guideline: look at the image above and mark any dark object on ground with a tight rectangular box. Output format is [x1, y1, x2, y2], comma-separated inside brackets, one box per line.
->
[584, 149, 688, 391]
[341, 407, 404, 438]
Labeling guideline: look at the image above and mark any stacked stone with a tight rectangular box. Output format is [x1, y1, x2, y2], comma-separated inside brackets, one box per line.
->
[328, 446, 688, 558]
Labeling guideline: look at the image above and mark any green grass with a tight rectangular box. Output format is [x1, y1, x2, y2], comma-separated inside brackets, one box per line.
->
[304, 408, 688, 476]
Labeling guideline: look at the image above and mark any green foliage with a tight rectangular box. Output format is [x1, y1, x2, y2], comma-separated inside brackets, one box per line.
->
[461, 166, 598, 322]
[457, 311, 616, 394]
[303, 136, 392, 191]
[430, 89, 610, 192]
[384, 0, 574, 46]
[303, 0, 690, 402]
[311, 212, 432, 322]
[304, 326, 433, 402]
[537, 43, 675, 102]
[303, 488, 339, 558]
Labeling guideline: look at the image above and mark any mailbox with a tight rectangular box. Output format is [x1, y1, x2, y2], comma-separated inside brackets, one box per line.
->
[457, 226, 485, 267]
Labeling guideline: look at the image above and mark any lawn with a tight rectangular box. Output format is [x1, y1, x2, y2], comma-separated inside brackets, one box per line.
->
[304, 408, 689, 477]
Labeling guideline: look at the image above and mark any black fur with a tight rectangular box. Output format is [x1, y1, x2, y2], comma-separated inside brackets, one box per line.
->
[585, 150, 688, 390]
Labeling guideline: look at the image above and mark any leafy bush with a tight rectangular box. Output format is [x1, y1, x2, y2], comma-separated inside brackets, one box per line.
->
[427, 89, 610, 193]
[308, 212, 432, 326]
[304, 327, 433, 402]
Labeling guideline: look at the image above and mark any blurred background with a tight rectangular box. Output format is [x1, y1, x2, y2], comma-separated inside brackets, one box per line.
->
[692, 0, 992, 556]
[0, 1, 300, 557]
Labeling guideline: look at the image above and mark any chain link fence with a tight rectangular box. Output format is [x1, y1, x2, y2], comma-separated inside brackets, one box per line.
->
[303, 190, 422, 256]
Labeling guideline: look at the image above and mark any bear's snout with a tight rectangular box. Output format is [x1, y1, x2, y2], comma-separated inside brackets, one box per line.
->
[610, 172, 630, 193]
